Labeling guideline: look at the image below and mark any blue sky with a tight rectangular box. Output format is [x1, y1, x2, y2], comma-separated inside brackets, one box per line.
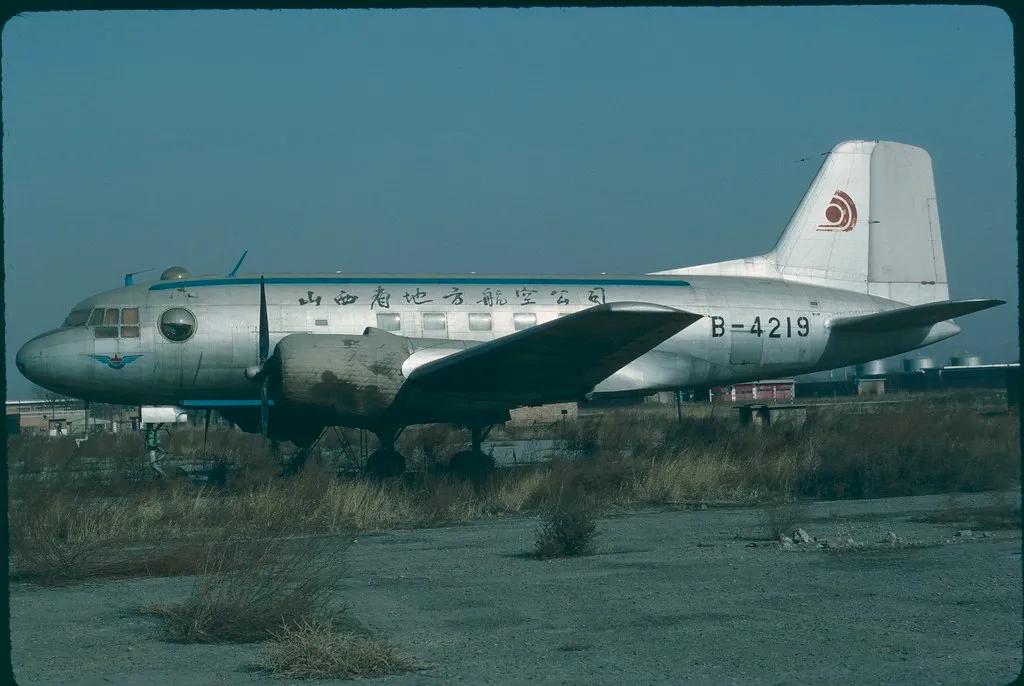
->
[2, 7, 1016, 397]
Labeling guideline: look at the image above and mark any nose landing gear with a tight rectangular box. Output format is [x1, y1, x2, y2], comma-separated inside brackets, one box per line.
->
[145, 423, 167, 477]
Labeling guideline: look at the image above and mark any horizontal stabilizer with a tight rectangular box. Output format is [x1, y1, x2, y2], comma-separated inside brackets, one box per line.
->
[404, 302, 701, 401]
[828, 299, 1004, 333]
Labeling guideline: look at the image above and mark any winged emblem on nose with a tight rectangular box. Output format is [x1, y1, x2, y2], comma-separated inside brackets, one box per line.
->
[91, 353, 143, 370]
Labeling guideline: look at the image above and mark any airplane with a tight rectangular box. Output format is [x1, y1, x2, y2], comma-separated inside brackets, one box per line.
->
[16, 140, 1004, 476]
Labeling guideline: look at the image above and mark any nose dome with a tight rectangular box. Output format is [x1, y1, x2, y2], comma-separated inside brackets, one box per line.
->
[16, 336, 44, 385]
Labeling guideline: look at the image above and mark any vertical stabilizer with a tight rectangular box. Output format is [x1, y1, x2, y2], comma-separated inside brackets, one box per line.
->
[654, 140, 951, 306]
[768, 140, 949, 305]
[769, 140, 874, 292]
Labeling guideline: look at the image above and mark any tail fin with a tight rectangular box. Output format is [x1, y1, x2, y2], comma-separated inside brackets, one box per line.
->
[654, 140, 950, 306]
[770, 139, 949, 305]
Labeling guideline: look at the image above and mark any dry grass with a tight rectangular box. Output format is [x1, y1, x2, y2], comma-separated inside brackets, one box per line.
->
[257, 619, 416, 679]
[8, 396, 1019, 584]
[147, 533, 348, 643]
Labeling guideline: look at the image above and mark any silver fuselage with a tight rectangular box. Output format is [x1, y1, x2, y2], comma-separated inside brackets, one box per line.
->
[17, 272, 958, 407]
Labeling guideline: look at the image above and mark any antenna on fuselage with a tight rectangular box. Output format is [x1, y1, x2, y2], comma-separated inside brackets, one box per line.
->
[228, 250, 248, 277]
[123, 268, 155, 287]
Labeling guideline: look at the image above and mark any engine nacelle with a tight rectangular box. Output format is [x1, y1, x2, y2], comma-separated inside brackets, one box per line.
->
[275, 329, 412, 421]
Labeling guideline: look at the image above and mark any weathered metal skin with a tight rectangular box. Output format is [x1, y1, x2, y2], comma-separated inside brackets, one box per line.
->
[276, 330, 411, 422]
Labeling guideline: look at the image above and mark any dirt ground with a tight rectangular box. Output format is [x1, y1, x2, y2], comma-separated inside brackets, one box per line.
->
[11, 491, 1022, 685]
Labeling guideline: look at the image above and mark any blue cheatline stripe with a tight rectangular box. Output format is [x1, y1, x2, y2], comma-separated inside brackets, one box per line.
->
[150, 276, 690, 291]
[180, 399, 275, 407]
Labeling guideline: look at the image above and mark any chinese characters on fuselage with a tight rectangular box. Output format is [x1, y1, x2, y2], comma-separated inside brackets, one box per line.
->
[298, 285, 612, 308]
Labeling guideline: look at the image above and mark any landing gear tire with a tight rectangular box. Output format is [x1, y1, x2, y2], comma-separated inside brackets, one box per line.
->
[448, 450, 495, 482]
[366, 449, 405, 479]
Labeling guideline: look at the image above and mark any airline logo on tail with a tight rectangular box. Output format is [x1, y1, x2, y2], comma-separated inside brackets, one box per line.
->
[817, 190, 857, 232]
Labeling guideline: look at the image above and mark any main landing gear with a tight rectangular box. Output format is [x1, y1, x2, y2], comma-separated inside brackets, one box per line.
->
[366, 428, 406, 479]
[448, 425, 496, 482]
[362, 424, 497, 481]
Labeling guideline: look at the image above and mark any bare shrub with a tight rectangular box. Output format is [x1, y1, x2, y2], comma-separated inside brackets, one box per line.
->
[758, 501, 809, 541]
[257, 619, 416, 679]
[534, 484, 599, 559]
[149, 532, 348, 643]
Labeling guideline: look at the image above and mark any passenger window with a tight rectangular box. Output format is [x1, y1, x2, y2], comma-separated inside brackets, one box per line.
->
[88, 309, 104, 326]
[422, 313, 447, 331]
[120, 326, 140, 338]
[121, 308, 139, 325]
[468, 313, 492, 331]
[103, 308, 120, 326]
[376, 313, 401, 332]
[315, 319, 328, 327]
[513, 313, 537, 330]
[94, 326, 118, 339]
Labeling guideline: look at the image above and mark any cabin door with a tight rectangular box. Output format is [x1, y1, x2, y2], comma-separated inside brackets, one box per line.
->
[728, 310, 765, 366]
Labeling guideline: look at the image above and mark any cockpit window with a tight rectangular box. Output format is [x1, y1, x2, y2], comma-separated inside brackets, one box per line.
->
[159, 308, 196, 342]
[86, 307, 142, 338]
[63, 310, 90, 327]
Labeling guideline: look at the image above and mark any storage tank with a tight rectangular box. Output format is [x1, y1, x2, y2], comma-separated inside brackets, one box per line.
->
[903, 357, 937, 373]
[856, 360, 889, 377]
[949, 354, 983, 367]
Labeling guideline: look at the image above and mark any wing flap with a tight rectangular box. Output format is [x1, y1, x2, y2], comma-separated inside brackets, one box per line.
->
[828, 298, 1004, 333]
[404, 302, 701, 401]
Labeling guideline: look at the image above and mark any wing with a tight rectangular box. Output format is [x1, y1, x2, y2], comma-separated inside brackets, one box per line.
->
[402, 301, 701, 404]
[828, 298, 1004, 333]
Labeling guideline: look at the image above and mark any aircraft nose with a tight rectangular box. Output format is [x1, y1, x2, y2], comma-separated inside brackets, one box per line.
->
[16, 328, 91, 394]
[16, 336, 44, 385]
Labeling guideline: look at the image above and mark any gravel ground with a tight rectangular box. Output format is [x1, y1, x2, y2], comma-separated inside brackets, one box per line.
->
[11, 491, 1022, 685]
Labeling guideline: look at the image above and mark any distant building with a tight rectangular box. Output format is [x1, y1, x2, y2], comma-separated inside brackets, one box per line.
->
[6, 399, 142, 436]
[795, 379, 857, 398]
[509, 402, 578, 425]
[6, 398, 86, 435]
[710, 379, 795, 404]
[857, 378, 886, 396]
[793, 357, 1019, 399]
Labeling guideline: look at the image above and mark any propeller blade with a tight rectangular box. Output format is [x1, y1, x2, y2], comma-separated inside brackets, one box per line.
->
[260, 379, 269, 439]
[258, 276, 270, 439]
[203, 409, 211, 449]
[258, 275, 270, 364]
